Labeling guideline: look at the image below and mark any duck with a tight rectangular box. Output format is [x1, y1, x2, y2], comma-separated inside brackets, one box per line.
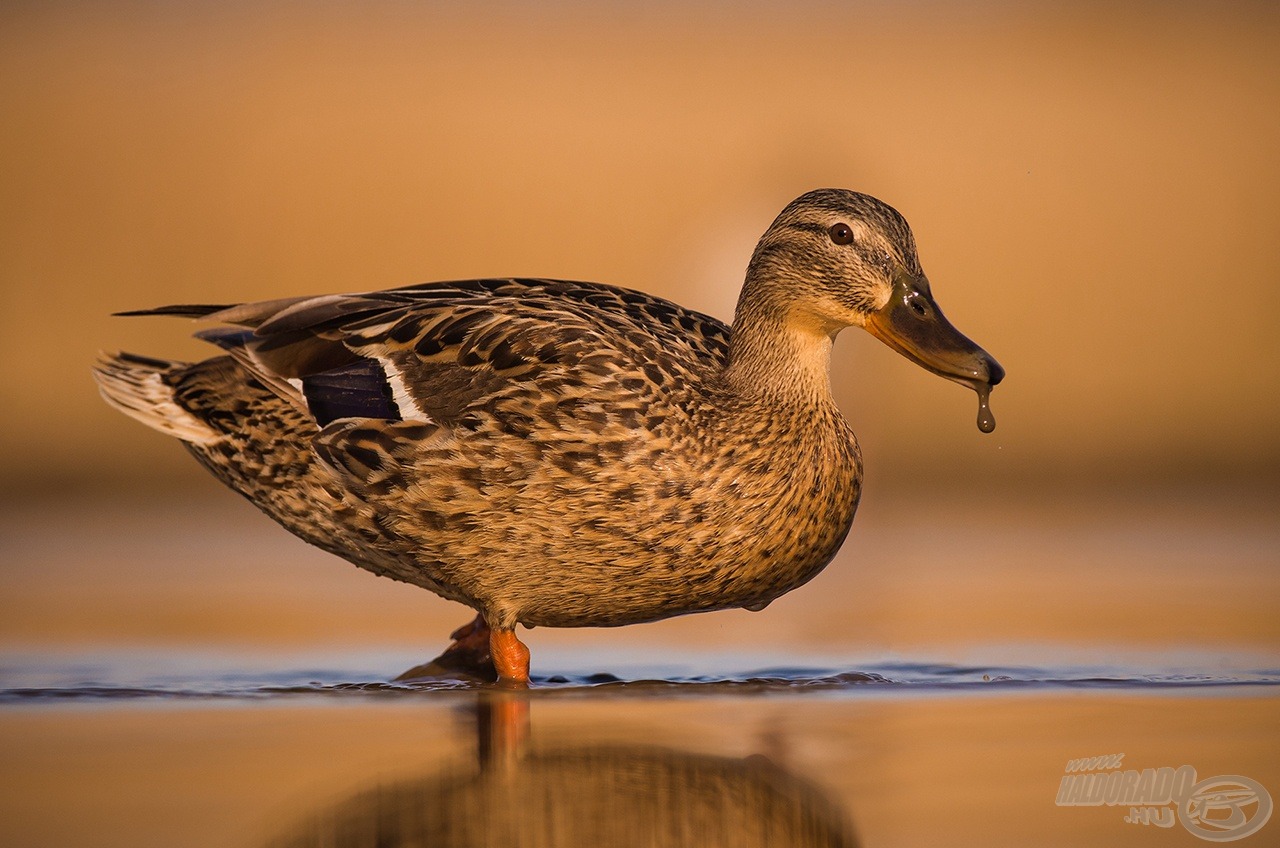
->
[94, 188, 1004, 686]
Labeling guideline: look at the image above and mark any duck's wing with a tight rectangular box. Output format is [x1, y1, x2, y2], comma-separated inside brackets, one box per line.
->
[129, 278, 730, 492]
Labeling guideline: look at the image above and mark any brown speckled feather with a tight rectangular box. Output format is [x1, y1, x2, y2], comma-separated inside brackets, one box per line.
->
[99, 276, 858, 629]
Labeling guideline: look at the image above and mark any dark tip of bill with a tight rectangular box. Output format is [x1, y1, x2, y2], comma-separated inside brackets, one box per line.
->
[986, 358, 1006, 387]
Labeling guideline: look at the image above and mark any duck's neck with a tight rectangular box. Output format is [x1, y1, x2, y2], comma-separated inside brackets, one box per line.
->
[722, 274, 839, 405]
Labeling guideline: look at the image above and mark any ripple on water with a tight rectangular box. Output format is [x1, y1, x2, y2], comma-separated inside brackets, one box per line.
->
[1, 654, 1278, 702]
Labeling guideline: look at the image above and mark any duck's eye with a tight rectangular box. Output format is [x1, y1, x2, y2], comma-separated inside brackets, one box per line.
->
[828, 223, 855, 245]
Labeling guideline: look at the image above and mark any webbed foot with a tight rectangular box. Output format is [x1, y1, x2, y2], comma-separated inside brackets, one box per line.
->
[394, 613, 497, 682]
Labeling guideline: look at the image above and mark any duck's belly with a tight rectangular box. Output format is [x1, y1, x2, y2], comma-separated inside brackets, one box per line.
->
[507, 519, 855, 629]
[392, 451, 862, 629]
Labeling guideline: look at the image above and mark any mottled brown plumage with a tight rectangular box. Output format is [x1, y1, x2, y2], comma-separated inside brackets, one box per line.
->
[94, 189, 1004, 684]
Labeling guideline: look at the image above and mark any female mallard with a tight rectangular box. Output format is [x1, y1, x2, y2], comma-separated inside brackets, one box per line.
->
[94, 189, 1003, 686]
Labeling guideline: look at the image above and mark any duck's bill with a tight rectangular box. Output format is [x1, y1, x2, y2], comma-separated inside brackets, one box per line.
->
[864, 274, 1006, 433]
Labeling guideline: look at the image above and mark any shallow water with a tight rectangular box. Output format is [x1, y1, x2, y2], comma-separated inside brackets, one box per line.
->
[3, 650, 1280, 700]
[1, 652, 1278, 846]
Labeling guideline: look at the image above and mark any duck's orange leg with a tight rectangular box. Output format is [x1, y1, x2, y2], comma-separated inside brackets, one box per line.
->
[490, 627, 531, 687]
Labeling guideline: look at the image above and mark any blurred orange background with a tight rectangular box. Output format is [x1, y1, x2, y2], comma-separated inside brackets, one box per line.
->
[1, 2, 1277, 659]
[4, 0, 1278, 492]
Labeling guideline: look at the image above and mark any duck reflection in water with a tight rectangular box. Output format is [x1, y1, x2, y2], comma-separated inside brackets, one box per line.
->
[267, 692, 860, 848]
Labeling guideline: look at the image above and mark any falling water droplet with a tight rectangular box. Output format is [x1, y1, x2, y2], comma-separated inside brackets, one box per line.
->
[976, 383, 996, 433]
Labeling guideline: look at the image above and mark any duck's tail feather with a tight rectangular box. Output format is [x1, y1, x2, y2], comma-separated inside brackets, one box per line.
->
[113, 296, 320, 328]
[112, 304, 232, 318]
[92, 351, 223, 445]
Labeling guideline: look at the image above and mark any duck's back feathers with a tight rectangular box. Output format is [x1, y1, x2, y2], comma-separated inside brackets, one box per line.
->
[123, 279, 731, 439]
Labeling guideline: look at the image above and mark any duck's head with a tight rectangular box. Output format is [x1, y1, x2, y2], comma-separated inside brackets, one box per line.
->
[737, 188, 1005, 432]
